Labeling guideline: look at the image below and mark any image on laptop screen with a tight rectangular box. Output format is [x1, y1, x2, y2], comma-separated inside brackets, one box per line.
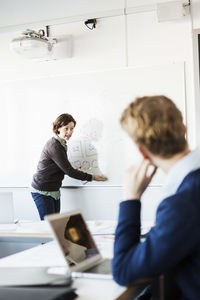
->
[47, 212, 100, 268]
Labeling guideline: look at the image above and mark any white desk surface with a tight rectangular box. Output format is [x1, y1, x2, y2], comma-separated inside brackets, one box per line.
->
[0, 220, 52, 237]
[73, 278, 125, 300]
[0, 219, 117, 236]
[0, 219, 151, 237]
[0, 220, 126, 299]
[0, 220, 152, 299]
[0, 241, 125, 299]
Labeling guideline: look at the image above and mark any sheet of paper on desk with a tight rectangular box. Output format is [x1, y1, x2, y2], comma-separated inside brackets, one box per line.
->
[86, 220, 117, 235]
[86, 220, 153, 236]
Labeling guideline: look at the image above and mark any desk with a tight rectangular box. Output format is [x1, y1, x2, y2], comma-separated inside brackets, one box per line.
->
[0, 220, 125, 299]
[0, 220, 118, 259]
[0, 242, 125, 299]
[73, 278, 124, 300]
[0, 221, 53, 258]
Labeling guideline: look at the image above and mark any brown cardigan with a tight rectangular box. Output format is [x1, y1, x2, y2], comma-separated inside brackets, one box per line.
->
[31, 137, 92, 191]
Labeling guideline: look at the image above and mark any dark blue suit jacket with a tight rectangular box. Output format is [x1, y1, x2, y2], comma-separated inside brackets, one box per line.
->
[112, 169, 200, 299]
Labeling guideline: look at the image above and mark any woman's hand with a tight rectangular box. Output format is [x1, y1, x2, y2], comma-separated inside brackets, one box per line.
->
[123, 159, 157, 201]
[93, 175, 108, 181]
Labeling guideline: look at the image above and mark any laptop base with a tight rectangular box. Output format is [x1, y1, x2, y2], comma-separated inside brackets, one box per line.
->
[72, 259, 112, 280]
[85, 258, 111, 275]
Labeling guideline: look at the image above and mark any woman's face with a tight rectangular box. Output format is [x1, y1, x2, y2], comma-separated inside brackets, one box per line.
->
[57, 122, 75, 141]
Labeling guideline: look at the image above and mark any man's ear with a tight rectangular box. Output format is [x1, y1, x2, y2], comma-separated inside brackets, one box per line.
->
[138, 146, 149, 159]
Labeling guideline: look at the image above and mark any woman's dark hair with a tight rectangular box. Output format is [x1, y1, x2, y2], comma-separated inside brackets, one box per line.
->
[53, 113, 76, 134]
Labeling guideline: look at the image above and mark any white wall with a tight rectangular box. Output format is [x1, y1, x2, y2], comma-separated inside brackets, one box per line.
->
[0, 0, 198, 223]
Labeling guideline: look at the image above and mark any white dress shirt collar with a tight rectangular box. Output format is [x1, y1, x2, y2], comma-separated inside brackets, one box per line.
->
[163, 148, 200, 197]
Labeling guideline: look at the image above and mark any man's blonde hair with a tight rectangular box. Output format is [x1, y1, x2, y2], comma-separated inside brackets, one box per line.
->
[120, 95, 187, 158]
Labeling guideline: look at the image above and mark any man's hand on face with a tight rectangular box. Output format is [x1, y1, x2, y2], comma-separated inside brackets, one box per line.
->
[123, 159, 157, 201]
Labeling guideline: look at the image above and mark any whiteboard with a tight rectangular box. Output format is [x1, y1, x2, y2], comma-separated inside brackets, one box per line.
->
[0, 63, 185, 187]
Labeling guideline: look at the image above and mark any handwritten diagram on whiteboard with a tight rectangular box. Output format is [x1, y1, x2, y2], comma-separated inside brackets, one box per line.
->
[65, 118, 104, 186]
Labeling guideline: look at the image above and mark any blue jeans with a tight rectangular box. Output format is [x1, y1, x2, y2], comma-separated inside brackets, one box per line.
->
[31, 193, 60, 220]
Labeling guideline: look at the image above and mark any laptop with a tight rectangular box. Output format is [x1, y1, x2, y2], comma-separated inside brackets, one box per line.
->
[45, 210, 112, 279]
[0, 192, 17, 224]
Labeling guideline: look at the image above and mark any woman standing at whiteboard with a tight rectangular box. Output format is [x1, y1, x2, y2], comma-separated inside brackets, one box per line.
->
[31, 113, 107, 220]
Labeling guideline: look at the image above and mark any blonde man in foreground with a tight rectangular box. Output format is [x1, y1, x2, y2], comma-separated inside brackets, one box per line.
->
[112, 96, 200, 299]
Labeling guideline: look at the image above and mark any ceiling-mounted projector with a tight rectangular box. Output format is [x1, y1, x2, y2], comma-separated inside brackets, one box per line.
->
[10, 29, 72, 60]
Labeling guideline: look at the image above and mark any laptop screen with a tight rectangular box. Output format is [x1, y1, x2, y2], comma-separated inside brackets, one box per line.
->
[46, 211, 101, 271]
